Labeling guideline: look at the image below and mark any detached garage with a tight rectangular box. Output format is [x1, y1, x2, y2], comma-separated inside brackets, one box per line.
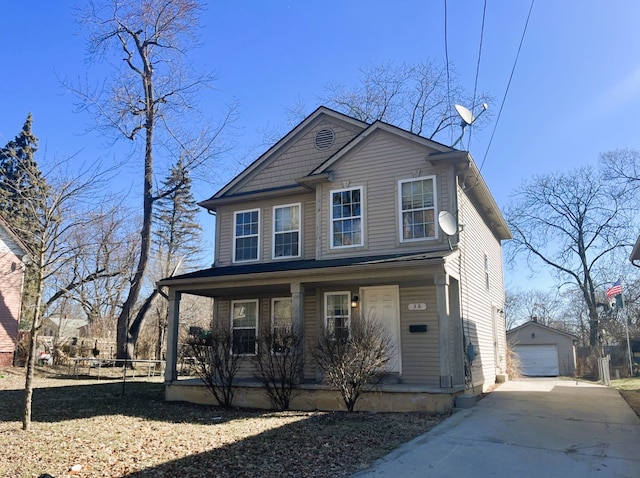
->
[507, 321, 577, 377]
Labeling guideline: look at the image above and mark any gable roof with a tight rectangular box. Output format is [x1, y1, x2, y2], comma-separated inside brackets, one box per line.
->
[199, 105, 511, 240]
[507, 320, 577, 340]
[0, 214, 32, 259]
[308, 119, 451, 176]
[199, 106, 367, 209]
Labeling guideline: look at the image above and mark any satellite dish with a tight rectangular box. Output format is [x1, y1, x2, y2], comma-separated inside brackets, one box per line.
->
[454, 104, 475, 126]
[438, 211, 458, 236]
[451, 103, 489, 148]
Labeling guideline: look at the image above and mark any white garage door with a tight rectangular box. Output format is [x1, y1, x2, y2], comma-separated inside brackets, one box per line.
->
[513, 344, 559, 376]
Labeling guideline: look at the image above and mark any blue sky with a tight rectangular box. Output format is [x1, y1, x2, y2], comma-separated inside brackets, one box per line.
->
[2, 1, 640, 291]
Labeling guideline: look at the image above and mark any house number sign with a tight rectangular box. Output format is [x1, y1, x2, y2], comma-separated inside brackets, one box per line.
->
[408, 303, 427, 311]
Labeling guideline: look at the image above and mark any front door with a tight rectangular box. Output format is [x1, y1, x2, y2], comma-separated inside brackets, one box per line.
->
[361, 286, 401, 373]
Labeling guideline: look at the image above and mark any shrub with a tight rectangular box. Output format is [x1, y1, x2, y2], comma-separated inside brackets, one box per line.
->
[187, 328, 243, 408]
[313, 315, 394, 412]
[252, 327, 303, 410]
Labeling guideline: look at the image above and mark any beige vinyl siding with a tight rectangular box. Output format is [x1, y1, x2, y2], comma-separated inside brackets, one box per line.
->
[457, 187, 507, 391]
[399, 286, 440, 385]
[317, 130, 453, 260]
[215, 192, 316, 267]
[302, 292, 317, 380]
[235, 119, 363, 194]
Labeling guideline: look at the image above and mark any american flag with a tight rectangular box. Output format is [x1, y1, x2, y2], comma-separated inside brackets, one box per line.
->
[606, 279, 622, 298]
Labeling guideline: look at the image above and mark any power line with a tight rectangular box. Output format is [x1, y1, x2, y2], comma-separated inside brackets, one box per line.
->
[479, 0, 535, 172]
[444, 0, 453, 145]
[466, 0, 487, 151]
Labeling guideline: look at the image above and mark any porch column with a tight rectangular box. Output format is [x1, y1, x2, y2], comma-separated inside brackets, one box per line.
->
[164, 290, 181, 383]
[435, 274, 452, 388]
[291, 282, 304, 380]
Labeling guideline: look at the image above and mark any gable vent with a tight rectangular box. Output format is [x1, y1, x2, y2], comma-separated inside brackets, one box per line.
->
[314, 128, 335, 150]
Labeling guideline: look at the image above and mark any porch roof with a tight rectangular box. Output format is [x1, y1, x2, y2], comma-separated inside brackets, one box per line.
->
[159, 250, 455, 295]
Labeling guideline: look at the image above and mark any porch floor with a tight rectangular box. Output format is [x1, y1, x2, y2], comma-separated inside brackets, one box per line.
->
[165, 377, 463, 413]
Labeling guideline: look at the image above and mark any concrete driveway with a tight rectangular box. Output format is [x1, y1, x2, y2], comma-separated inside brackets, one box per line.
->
[354, 378, 640, 477]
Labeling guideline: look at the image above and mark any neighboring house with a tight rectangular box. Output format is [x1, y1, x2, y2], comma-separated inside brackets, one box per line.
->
[508, 320, 577, 376]
[160, 106, 511, 412]
[41, 315, 90, 339]
[0, 215, 31, 366]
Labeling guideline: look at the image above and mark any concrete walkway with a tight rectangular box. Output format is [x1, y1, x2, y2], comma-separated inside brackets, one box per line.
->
[354, 378, 640, 477]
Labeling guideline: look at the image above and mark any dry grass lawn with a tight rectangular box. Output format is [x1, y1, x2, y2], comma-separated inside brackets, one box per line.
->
[0, 366, 446, 478]
[611, 377, 640, 419]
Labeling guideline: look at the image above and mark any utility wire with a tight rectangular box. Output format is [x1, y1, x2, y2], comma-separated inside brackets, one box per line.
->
[466, 0, 487, 151]
[444, 0, 453, 145]
[479, 0, 535, 172]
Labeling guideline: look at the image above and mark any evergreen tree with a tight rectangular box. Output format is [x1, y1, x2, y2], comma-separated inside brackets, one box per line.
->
[128, 155, 203, 358]
[153, 155, 203, 274]
[0, 114, 51, 326]
[0, 113, 49, 253]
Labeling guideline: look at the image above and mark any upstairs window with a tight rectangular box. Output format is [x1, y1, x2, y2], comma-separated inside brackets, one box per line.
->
[325, 292, 351, 341]
[273, 204, 300, 259]
[234, 209, 260, 262]
[232, 300, 258, 355]
[330, 187, 363, 248]
[399, 176, 436, 242]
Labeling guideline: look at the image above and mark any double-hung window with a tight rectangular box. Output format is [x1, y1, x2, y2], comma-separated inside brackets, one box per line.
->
[325, 292, 351, 340]
[399, 176, 436, 241]
[273, 204, 300, 259]
[234, 209, 260, 262]
[232, 300, 258, 355]
[271, 297, 293, 353]
[330, 187, 363, 248]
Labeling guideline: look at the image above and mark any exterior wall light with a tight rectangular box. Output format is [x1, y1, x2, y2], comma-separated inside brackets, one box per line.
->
[351, 295, 359, 308]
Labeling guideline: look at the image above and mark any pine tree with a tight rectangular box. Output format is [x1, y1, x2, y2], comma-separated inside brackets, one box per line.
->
[153, 155, 203, 274]
[128, 155, 203, 358]
[0, 114, 50, 327]
[0, 113, 48, 253]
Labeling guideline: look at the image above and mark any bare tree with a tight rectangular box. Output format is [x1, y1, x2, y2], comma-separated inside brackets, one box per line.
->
[187, 326, 243, 408]
[67, 205, 139, 326]
[317, 61, 491, 141]
[313, 315, 394, 413]
[252, 327, 303, 411]
[12, 163, 124, 431]
[504, 289, 563, 329]
[505, 165, 634, 347]
[72, 0, 236, 361]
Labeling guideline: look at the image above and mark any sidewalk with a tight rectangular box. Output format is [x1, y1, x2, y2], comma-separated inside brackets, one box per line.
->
[353, 378, 640, 477]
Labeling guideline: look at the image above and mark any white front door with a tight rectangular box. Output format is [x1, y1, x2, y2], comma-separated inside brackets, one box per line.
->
[361, 286, 401, 373]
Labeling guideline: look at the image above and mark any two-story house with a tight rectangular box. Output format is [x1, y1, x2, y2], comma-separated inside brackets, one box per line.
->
[0, 215, 31, 366]
[160, 106, 511, 412]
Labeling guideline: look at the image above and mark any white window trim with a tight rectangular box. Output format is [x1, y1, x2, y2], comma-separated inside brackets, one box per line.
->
[231, 299, 259, 355]
[324, 291, 352, 336]
[272, 203, 301, 260]
[329, 186, 364, 249]
[398, 175, 438, 243]
[233, 208, 261, 263]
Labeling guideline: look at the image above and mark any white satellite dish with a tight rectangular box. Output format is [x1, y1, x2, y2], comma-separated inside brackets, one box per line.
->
[438, 211, 458, 236]
[451, 103, 489, 148]
[454, 104, 475, 126]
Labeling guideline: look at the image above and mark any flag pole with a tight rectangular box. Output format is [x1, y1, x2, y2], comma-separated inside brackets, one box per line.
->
[617, 278, 633, 377]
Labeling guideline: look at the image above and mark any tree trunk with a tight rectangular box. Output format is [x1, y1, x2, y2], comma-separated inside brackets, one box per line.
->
[22, 328, 37, 431]
[23, 263, 44, 431]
